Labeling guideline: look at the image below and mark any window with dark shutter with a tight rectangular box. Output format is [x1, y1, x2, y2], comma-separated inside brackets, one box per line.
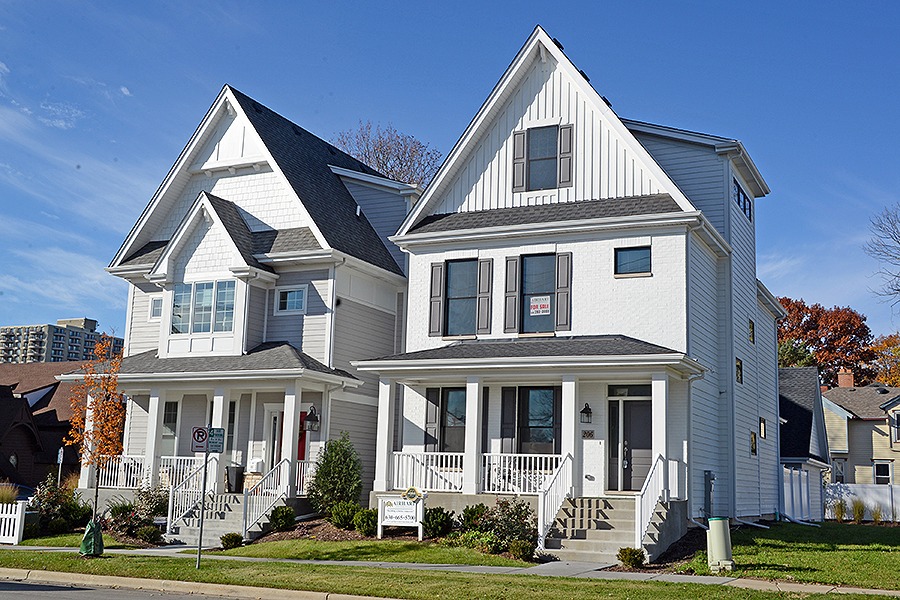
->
[527, 126, 559, 191]
[500, 387, 517, 453]
[424, 388, 440, 452]
[555, 252, 572, 331]
[476, 259, 493, 335]
[504, 257, 520, 333]
[428, 263, 444, 337]
[445, 259, 478, 336]
[558, 125, 573, 188]
[521, 254, 556, 333]
[512, 131, 526, 193]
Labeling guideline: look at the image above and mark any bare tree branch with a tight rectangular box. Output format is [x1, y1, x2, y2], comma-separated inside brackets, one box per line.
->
[333, 120, 442, 186]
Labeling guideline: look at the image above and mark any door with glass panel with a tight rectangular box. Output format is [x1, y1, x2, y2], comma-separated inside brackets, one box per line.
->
[607, 385, 652, 491]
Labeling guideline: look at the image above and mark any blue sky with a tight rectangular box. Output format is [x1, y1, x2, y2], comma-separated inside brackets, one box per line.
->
[1, 2, 899, 337]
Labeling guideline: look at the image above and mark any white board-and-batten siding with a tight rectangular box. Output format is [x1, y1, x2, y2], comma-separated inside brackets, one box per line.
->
[431, 56, 666, 216]
[332, 299, 396, 392]
[328, 399, 377, 501]
[265, 270, 330, 363]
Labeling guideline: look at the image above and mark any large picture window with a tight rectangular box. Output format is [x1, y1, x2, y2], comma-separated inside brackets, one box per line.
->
[171, 280, 236, 334]
[440, 388, 467, 452]
[517, 387, 560, 454]
[445, 260, 478, 336]
[521, 254, 556, 333]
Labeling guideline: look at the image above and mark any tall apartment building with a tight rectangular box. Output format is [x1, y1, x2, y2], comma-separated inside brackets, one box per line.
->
[0, 318, 124, 363]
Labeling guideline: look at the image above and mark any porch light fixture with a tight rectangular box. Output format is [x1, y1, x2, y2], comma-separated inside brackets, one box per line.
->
[304, 405, 320, 432]
[579, 403, 592, 424]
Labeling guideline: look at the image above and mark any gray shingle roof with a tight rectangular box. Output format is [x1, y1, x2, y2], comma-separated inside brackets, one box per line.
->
[779, 367, 826, 462]
[409, 194, 682, 234]
[252, 227, 320, 255]
[119, 341, 356, 380]
[121, 240, 168, 267]
[229, 88, 404, 276]
[368, 335, 678, 362]
[204, 193, 274, 273]
[824, 384, 900, 419]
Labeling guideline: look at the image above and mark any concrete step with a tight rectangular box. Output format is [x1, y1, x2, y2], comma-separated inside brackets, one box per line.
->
[543, 537, 637, 554]
[548, 528, 634, 543]
[541, 548, 619, 563]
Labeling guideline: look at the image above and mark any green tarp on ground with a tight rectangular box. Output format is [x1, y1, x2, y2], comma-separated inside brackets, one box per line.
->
[79, 520, 104, 556]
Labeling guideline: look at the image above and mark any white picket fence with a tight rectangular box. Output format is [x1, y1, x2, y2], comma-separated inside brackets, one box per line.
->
[0, 501, 27, 545]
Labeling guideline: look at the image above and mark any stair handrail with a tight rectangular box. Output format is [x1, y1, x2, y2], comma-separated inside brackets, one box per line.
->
[634, 454, 667, 549]
[242, 458, 290, 539]
[166, 455, 218, 535]
[536, 453, 573, 551]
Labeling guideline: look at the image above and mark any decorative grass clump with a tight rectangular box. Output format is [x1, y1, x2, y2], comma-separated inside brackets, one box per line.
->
[616, 546, 646, 569]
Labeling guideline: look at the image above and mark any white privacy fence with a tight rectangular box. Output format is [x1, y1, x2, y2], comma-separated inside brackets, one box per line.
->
[826, 483, 899, 522]
[783, 466, 813, 521]
[0, 501, 27, 545]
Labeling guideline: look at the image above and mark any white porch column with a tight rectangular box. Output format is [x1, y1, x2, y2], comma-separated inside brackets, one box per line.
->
[211, 387, 227, 493]
[281, 381, 301, 497]
[561, 376, 577, 459]
[77, 394, 95, 489]
[652, 373, 669, 500]
[374, 378, 395, 492]
[143, 388, 162, 487]
[462, 376, 483, 495]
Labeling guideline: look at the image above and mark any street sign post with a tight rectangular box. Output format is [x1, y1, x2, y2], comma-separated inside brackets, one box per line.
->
[191, 427, 209, 453]
[207, 428, 225, 453]
[193, 425, 224, 569]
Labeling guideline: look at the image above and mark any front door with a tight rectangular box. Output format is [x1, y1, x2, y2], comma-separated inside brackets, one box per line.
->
[607, 397, 652, 491]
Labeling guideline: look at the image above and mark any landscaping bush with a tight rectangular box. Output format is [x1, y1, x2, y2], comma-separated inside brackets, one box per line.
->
[220, 532, 244, 550]
[0, 482, 18, 504]
[851, 498, 867, 524]
[353, 508, 378, 537]
[29, 473, 91, 533]
[47, 518, 69, 535]
[617, 546, 646, 568]
[329, 501, 360, 530]
[484, 498, 536, 550]
[269, 505, 296, 532]
[22, 522, 39, 540]
[457, 503, 490, 532]
[871, 504, 884, 525]
[508, 538, 536, 561]
[832, 499, 847, 522]
[422, 506, 455, 538]
[306, 432, 362, 516]
[104, 497, 151, 538]
[134, 484, 168, 519]
[441, 530, 504, 554]
[134, 525, 163, 544]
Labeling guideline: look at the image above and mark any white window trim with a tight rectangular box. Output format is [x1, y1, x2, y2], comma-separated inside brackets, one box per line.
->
[274, 284, 308, 315]
[873, 460, 893, 485]
[148, 295, 163, 322]
[891, 411, 900, 444]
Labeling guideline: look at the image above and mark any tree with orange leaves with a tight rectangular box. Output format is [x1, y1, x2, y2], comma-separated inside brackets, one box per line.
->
[777, 297, 876, 387]
[66, 334, 126, 521]
[871, 333, 900, 387]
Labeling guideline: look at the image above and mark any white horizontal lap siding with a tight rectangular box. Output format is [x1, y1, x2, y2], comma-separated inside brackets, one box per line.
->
[633, 134, 727, 236]
[266, 270, 329, 362]
[125, 395, 150, 455]
[245, 285, 266, 350]
[128, 283, 161, 356]
[328, 399, 377, 501]
[177, 394, 208, 455]
[434, 57, 662, 216]
[343, 181, 408, 272]
[687, 235, 726, 516]
[823, 407, 848, 453]
[756, 303, 780, 514]
[332, 298, 396, 392]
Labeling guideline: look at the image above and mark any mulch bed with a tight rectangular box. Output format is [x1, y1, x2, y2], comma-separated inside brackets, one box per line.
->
[255, 518, 421, 543]
[602, 526, 707, 573]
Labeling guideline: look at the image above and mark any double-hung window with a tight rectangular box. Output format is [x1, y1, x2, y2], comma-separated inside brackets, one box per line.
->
[445, 260, 478, 336]
[874, 462, 892, 485]
[423, 387, 467, 453]
[503, 253, 572, 334]
[171, 280, 236, 334]
[149, 296, 163, 321]
[428, 259, 492, 337]
[512, 125, 574, 192]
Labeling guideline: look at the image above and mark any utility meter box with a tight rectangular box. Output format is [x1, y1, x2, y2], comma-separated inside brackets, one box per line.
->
[706, 517, 734, 573]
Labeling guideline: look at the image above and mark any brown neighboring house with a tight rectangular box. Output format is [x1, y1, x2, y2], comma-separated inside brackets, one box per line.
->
[0, 361, 86, 488]
[822, 370, 900, 486]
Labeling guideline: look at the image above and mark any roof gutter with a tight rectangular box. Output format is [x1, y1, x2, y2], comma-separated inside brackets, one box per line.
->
[59, 368, 360, 388]
[354, 353, 705, 374]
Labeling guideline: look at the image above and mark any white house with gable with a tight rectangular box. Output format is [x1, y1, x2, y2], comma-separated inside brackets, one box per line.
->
[355, 26, 784, 561]
[68, 85, 417, 544]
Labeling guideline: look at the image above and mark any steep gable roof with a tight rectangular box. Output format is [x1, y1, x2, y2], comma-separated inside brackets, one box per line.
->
[398, 25, 695, 236]
[779, 367, 828, 463]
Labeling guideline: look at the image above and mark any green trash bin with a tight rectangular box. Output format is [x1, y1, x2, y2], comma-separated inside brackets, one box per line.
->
[80, 520, 104, 557]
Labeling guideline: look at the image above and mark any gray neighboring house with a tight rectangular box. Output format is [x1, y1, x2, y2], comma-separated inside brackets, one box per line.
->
[778, 367, 830, 521]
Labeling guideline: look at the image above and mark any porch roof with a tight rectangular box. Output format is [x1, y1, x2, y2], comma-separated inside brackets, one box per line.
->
[73, 342, 358, 385]
[354, 335, 703, 375]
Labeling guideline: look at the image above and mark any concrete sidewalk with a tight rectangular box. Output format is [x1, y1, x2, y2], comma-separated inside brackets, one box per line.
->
[4, 545, 900, 597]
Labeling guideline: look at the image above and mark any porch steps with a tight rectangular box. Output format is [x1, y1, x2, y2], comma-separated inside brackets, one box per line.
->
[166, 493, 288, 546]
[543, 497, 670, 563]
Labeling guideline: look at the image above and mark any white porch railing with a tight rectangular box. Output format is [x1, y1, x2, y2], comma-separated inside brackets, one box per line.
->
[536, 454, 573, 550]
[392, 452, 464, 492]
[482, 453, 562, 494]
[634, 455, 667, 548]
[296, 460, 316, 496]
[166, 455, 217, 535]
[243, 458, 289, 539]
[96, 455, 147, 489]
[0, 501, 27, 545]
[159, 456, 203, 489]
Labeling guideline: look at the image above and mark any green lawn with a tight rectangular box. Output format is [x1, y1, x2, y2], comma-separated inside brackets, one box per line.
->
[682, 522, 900, 590]
[221, 538, 527, 566]
[21, 532, 137, 549]
[0, 549, 867, 600]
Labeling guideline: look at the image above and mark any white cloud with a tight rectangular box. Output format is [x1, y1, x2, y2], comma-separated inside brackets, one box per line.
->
[120, 86, 132, 97]
[0, 60, 9, 96]
[37, 101, 85, 129]
[757, 253, 804, 281]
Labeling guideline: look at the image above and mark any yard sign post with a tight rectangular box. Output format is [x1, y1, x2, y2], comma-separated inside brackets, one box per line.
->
[192, 426, 209, 569]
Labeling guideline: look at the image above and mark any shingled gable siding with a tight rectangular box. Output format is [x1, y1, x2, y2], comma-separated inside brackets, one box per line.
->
[342, 180, 408, 274]
[332, 298, 396, 391]
[127, 282, 162, 356]
[329, 398, 377, 501]
[266, 270, 329, 363]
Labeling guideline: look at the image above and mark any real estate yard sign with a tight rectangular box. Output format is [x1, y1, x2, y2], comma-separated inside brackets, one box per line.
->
[377, 488, 425, 541]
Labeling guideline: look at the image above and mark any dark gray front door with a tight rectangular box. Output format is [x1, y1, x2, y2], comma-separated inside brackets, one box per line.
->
[623, 400, 652, 491]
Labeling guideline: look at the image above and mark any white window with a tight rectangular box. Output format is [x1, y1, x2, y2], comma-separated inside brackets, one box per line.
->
[275, 285, 308, 315]
[148, 296, 163, 321]
[874, 462, 892, 485]
[892, 411, 900, 444]
[171, 280, 237, 334]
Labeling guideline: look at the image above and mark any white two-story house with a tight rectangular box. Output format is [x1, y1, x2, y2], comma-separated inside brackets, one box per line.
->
[356, 26, 784, 561]
[72, 85, 416, 542]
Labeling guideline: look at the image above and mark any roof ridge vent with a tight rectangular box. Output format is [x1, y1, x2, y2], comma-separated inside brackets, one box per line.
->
[578, 69, 590, 83]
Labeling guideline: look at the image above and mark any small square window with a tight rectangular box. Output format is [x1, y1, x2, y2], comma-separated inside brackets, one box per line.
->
[735, 358, 743, 384]
[750, 431, 757, 456]
[275, 285, 308, 315]
[749, 319, 755, 344]
[759, 417, 766, 439]
[149, 296, 163, 321]
[615, 247, 651, 275]
[874, 462, 891, 485]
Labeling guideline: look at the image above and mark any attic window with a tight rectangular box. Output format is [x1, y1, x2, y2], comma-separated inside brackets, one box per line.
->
[512, 125, 573, 192]
[732, 179, 753, 221]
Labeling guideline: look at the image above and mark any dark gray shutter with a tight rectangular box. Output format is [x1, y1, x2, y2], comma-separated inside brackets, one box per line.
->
[558, 125, 573, 188]
[504, 257, 520, 333]
[555, 252, 572, 331]
[424, 388, 440, 452]
[481, 386, 490, 452]
[553, 387, 562, 454]
[512, 131, 526, 193]
[500, 387, 517, 453]
[428, 263, 444, 337]
[476, 258, 493, 335]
